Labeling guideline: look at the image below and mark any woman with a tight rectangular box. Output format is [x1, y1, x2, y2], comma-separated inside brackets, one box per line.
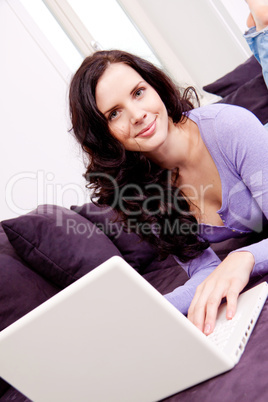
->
[69, 49, 268, 335]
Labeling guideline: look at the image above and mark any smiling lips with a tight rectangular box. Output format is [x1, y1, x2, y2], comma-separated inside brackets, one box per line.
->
[136, 119, 156, 138]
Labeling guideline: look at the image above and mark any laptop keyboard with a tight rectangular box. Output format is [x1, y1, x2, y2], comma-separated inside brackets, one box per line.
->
[207, 312, 242, 350]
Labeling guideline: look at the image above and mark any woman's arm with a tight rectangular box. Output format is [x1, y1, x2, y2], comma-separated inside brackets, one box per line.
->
[188, 106, 268, 334]
[164, 247, 221, 315]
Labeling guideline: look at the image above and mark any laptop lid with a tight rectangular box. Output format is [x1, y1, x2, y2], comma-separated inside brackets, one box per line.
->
[0, 256, 255, 401]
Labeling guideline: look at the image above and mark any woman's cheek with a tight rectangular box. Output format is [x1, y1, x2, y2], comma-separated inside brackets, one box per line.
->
[110, 125, 129, 143]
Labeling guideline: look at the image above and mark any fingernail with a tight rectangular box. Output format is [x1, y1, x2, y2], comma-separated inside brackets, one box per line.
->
[227, 310, 233, 319]
[204, 324, 211, 334]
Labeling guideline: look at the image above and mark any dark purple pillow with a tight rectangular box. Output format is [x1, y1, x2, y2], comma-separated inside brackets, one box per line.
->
[203, 55, 262, 97]
[1, 205, 122, 288]
[0, 224, 59, 398]
[0, 225, 59, 332]
[71, 203, 158, 273]
[218, 74, 268, 125]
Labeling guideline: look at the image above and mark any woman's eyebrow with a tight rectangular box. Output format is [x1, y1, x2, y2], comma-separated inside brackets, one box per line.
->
[104, 104, 119, 116]
[103, 81, 145, 116]
[130, 81, 144, 95]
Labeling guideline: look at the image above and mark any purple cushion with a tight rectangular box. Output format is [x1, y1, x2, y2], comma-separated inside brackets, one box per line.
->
[0, 223, 61, 332]
[71, 203, 158, 273]
[203, 56, 268, 125]
[203, 55, 262, 97]
[0, 225, 59, 331]
[0, 223, 61, 399]
[1, 205, 122, 288]
[217, 74, 268, 125]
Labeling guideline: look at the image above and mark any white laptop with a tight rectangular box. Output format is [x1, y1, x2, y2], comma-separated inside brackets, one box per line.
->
[0, 256, 267, 402]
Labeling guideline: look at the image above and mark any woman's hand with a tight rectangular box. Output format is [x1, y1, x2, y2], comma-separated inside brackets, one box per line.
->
[187, 251, 255, 335]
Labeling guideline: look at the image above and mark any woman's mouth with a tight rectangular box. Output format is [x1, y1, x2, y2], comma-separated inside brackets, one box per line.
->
[136, 119, 156, 138]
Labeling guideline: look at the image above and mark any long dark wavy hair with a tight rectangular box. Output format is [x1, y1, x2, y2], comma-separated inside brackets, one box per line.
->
[69, 50, 209, 262]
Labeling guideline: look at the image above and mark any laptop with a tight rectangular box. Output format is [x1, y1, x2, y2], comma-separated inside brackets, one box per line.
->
[0, 256, 267, 402]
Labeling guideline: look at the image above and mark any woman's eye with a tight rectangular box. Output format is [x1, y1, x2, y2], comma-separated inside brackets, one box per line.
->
[108, 110, 118, 121]
[135, 88, 144, 98]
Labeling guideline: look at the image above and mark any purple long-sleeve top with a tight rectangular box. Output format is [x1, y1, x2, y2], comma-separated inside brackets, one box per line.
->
[164, 104, 268, 314]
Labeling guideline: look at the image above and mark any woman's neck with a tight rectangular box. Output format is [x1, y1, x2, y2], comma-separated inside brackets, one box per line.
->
[145, 117, 201, 171]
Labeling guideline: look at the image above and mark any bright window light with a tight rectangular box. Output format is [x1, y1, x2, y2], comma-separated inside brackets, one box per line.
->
[20, 0, 161, 71]
[66, 0, 161, 66]
[20, 0, 83, 71]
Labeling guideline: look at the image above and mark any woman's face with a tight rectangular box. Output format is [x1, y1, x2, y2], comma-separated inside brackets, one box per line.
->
[95, 62, 170, 153]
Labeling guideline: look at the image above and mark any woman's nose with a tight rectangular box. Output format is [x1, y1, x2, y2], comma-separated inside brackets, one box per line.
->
[130, 108, 147, 125]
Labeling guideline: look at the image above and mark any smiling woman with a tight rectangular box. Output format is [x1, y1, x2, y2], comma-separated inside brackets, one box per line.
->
[69, 48, 268, 337]
[95, 63, 169, 153]
[69, 49, 201, 260]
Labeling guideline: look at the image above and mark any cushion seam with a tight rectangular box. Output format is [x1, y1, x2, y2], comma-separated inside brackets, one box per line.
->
[2, 225, 78, 281]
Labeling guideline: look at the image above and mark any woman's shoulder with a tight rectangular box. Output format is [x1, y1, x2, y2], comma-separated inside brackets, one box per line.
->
[189, 103, 267, 167]
[188, 103, 253, 123]
[188, 103, 264, 141]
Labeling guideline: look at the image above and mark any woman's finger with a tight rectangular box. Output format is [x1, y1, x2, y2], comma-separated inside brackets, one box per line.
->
[188, 282, 224, 333]
[187, 283, 208, 331]
[203, 289, 223, 335]
[225, 287, 240, 320]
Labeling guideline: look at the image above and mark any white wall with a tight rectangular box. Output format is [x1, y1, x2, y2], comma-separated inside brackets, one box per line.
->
[0, 0, 90, 220]
[118, 0, 251, 92]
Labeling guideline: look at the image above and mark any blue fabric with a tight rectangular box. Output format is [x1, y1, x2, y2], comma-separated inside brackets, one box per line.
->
[244, 27, 268, 89]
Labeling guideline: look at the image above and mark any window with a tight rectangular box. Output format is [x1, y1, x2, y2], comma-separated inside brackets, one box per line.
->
[20, 0, 161, 71]
[20, 0, 83, 71]
[66, 0, 160, 65]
